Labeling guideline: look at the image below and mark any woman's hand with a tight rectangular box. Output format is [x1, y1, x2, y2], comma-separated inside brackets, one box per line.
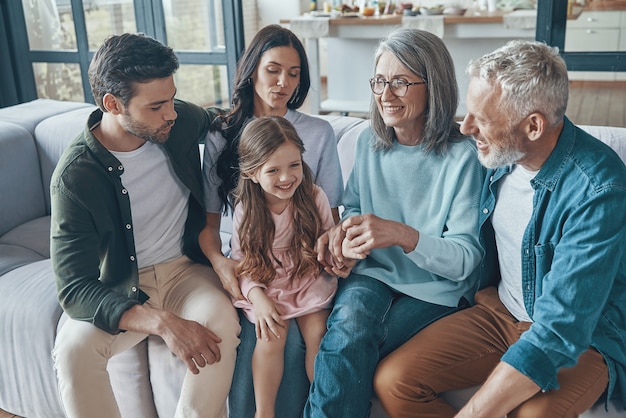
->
[248, 287, 287, 341]
[199, 212, 244, 300]
[316, 223, 356, 278]
[342, 214, 419, 257]
[212, 255, 244, 300]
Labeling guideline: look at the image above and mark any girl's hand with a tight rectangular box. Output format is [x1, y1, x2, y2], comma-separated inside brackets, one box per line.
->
[248, 287, 286, 341]
[316, 223, 347, 264]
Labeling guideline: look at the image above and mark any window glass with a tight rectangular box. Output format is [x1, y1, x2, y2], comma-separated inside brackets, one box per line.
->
[164, 0, 226, 52]
[85, 0, 137, 50]
[174, 64, 230, 108]
[33, 62, 84, 101]
[23, 0, 75, 50]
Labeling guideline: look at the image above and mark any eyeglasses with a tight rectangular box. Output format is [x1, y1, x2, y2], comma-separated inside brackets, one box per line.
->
[369, 77, 427, 97]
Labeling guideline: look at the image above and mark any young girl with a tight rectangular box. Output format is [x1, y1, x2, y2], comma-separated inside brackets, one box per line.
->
[230, 116, 337, 418]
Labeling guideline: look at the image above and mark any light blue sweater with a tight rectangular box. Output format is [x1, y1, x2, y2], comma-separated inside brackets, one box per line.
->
[344, 127, 484, 307]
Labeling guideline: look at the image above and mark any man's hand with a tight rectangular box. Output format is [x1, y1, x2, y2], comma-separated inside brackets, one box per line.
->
[119, 305, 222, 375]
[248, 287, 286, 341]
[158, 312, 223, 374]
[455, 362, 540, 418]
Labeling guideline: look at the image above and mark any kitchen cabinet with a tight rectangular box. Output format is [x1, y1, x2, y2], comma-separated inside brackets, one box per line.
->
[565, 10, 625, 80]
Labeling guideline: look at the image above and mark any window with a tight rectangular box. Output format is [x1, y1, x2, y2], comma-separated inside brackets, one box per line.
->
[0, 0, 244, 107]
[536, 0, 626, 73]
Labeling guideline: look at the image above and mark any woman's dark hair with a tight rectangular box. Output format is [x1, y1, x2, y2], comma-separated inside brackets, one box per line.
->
[215, 25, 311, 214]
[89, 33, 179, 111]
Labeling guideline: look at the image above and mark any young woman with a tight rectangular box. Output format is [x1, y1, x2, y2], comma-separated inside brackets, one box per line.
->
[198, 24, 342, 417]
[231, 116, 336, 418]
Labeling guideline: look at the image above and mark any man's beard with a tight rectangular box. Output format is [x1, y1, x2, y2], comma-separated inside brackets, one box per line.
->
[121, 112, 173, 144]
[476, 126, 525, 169]
[477, 143, 525, 169]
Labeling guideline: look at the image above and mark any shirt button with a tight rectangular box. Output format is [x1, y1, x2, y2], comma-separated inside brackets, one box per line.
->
[118, 165, 123, 171]
[107, 166, 113, 172]
[121, 188, 128, 194]
[130, 255, 135, 262]
[126, 224, 132, 230]
[482, 208, 489, 214]
[131, 286, 137, 292]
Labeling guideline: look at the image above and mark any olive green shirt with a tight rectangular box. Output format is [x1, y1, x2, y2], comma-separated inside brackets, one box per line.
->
[51, 100, 212, 334]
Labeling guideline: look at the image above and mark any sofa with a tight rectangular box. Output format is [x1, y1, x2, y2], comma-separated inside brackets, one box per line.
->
[0, 98, 624, 418]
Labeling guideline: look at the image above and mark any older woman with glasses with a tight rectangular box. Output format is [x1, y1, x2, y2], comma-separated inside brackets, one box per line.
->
[305, 28, 485, 417]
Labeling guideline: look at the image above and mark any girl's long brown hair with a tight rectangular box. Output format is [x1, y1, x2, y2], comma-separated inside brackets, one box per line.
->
[234, 116, 323, 285]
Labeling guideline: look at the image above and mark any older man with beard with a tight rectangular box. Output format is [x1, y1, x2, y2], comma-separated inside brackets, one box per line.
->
[373, 40, 626, 418]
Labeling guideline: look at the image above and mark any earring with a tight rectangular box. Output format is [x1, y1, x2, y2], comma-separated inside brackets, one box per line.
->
[289, 85, 300, 104]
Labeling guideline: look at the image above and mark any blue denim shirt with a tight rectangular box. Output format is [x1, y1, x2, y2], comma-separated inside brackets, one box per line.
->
[478, 117, 626, 405]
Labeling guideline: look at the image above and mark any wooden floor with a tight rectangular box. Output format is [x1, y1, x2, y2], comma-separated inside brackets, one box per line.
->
[0, 410, 19, 418]
[567, 81, 625, 127]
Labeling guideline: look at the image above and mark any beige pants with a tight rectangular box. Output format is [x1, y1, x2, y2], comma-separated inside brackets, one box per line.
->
[53, 256, 241, 418]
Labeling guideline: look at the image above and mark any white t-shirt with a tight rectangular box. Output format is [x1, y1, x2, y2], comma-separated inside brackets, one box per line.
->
[492, 164, 538, 322]
[111, 141, 190, 269]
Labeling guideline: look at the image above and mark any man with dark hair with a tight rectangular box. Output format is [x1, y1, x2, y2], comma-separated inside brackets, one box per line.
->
[51, 33, 240, 418]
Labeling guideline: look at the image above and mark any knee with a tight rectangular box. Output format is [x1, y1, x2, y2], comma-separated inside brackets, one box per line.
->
[253, 336, 286, 359]
[53, 321, 104, 372]
[328, 281, 389, 332]
[373, 356, 405, 402]
[189, 296, 241, 348]
[216, 309, 241, 353]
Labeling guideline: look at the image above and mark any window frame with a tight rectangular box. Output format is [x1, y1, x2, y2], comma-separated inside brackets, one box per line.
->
[535, 0, 626, 72]
[0, 0, 244, 106]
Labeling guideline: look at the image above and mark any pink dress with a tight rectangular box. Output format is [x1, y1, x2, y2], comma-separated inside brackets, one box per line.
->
[231, 186, 337, 323]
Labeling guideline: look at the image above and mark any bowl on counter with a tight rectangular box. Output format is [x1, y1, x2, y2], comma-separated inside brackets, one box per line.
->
[419, 6, 444, 15]
[443, 7, 467, 15]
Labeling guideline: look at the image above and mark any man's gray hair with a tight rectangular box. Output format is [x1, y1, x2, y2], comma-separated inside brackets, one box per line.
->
[466, 40, 569, 127]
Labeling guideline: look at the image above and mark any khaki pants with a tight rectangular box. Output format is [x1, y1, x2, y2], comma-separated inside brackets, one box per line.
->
[53, 256, 241, 418]
[374, 287, 608, 418]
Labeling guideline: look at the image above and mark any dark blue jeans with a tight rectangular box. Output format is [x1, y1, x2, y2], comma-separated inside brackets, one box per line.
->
[228, 309, 310, 418]
[304, 274, 466, 418]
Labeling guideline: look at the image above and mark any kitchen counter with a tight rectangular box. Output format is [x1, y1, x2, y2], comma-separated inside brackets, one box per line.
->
[584, 0, 626, 10]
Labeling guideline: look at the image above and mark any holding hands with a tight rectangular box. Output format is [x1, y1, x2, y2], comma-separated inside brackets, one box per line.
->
[316, 214, 419, 278]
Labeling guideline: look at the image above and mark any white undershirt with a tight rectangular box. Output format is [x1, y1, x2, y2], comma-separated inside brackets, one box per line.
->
[492, 164, 537, 322]
[111, 142, 190, 269]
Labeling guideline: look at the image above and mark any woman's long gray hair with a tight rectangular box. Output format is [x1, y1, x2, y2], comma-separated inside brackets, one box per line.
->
[370, 28, 463, 154]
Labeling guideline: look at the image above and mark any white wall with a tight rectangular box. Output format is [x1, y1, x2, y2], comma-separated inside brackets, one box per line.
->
[257, 0, 309, 27]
